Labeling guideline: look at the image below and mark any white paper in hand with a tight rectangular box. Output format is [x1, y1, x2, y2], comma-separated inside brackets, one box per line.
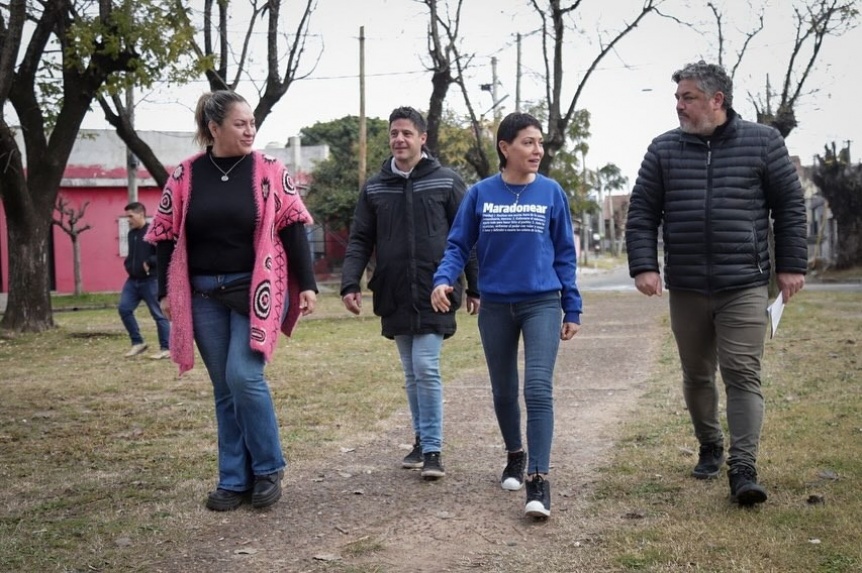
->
[767, 291, 785, 339]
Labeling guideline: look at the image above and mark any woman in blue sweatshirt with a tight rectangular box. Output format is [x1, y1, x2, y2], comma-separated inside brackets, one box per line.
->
[431, 112, 582, 519]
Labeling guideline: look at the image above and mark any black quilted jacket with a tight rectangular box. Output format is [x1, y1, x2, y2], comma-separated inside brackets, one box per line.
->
[341, 154, 478, 339]
[626, 110, 808, 294]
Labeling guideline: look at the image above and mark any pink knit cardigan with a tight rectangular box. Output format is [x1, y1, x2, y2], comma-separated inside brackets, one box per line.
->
[145, 151, 313, 375]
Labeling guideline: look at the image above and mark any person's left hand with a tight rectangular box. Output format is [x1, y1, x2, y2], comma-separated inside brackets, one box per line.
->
[465, 295, 480, 315]
[776, 272, 805, 301]
[160, 297, 171, 321]
[560, 322, 580, 341]
[299, 290, 317, 316]
[431, 284, 453, 312]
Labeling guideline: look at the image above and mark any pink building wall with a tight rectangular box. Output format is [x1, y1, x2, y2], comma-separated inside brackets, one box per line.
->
[51, 187, 163, 293]
[2, 129, 328, 294]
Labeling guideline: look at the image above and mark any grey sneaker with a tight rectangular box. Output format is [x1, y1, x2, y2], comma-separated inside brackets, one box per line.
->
[728, 465, 767, 506]
[692, 442, 725, 479]
[421, 452, 445, 480]
[501, 450, 526, 490]
[402, 436, 423, 468]
[124, 343, 148, 357]
[525, 475, 551, 518]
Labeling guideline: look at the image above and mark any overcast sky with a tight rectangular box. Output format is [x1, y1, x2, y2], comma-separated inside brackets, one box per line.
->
[82, 0, 862, 185]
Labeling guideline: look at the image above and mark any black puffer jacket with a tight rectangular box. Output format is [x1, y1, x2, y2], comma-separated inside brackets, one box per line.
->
[341, 154, 479, 339]
[626, 110, 808, 294]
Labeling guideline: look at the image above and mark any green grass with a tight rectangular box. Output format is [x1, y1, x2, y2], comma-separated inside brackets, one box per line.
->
[0, 293, 480, 572]
[1, 288, 860, 572]
[553, 289, 862, 573]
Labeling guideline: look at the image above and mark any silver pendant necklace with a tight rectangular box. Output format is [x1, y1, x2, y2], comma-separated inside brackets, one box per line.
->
[209, 152, 248, 182]
[501, 175, 532, 205]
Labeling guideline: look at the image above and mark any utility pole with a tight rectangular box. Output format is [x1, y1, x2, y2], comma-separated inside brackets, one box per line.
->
[580, 149, 589, 266]
[596, 175, 604, 253]
[491, 56, 501, 122]
[515, 33, 522, 112]
[358, 26, 367, 190]
[608, 195, 618, 256]
[125, 84, 138, 203]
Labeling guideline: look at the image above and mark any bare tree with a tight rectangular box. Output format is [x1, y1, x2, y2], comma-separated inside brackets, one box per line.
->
[419, 0, 462, 157]
[52, 196, 92, 296]
[98, 0, 321, 189]
[419, 0, 493, 179]
[812, 142, 862, 268]
[0, 0, 196, 333]
[529, 0, 665, 174]
[750, 1, 859, 138]
[706, 1, 765, 78]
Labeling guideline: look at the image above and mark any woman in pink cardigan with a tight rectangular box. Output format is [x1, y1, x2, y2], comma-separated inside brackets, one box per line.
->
[146, 90, 317, 511]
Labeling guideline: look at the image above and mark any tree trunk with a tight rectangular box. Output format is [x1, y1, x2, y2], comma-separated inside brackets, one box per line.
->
[1, 209, 54, 332]
[834, 216, 862, 269]
[425, 69, 451, 158]
[72, 236, 83, 296]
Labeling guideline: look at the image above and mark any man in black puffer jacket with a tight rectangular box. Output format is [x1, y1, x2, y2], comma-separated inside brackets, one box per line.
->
[341, 107, 479, 480]
[626, 61, 807, 506]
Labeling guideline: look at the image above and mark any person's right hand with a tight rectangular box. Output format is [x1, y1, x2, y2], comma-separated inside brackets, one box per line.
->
[160, 298, 172, 321]
[342, 292, 362, 315]
[635, 271, 663, 297]
[430, 284, 453, 312]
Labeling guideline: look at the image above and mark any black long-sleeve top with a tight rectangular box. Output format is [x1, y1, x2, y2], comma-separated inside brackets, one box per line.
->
[155, 152, 317, 299]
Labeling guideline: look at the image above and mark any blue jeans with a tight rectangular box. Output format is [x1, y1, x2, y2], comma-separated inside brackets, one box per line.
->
[118, 277, 170, 350]
[478, 293, 562, 475]
[191, 273, 286, 492]
[394, 334, 444, 453]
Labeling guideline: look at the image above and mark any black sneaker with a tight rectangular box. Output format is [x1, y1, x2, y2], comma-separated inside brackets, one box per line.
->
[252, 470, 284, 508]
[728, 465, 767, 506]
[501, 450, 526, 491]
[421, 452, 445, 480]
[402, 436, 423, 469]
[524, 474, 551, 518]
[205, 488, 249, 511]
[692, 442, 725, 479]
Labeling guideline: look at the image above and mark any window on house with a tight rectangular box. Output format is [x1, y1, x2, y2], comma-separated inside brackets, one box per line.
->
[117, 216, 153, 257]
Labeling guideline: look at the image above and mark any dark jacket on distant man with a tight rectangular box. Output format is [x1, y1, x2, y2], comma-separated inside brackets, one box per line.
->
[125, 223, 158, 280]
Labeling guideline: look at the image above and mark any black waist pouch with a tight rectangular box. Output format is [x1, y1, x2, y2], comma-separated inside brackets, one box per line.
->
[198, 277, 251, 315]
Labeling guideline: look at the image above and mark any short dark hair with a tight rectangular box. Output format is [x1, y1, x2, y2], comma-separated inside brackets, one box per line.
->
[496, 112, 543, 169]
[194, 90, 249, 147]
[124, 202, 146, 215]
[672, 60, 733, 110]
[388, 106, 427, 133]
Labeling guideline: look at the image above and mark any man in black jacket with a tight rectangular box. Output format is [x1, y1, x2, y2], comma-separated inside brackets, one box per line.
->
[119, 202, 171, 359]
[341, 107, 479, 480]
[626, 61, 807, 505]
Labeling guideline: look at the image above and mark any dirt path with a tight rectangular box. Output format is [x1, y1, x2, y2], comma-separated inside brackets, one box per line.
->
[152, 287, 668, 573]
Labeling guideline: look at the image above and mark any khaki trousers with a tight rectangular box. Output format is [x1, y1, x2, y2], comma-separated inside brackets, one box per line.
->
[669, 286, 769, 469]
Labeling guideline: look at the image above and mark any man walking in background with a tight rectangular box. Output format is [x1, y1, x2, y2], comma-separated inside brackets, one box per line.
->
[119, 202, 171, 359]
[341, 106, 479, 480]
[626, 61, 807, 505]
